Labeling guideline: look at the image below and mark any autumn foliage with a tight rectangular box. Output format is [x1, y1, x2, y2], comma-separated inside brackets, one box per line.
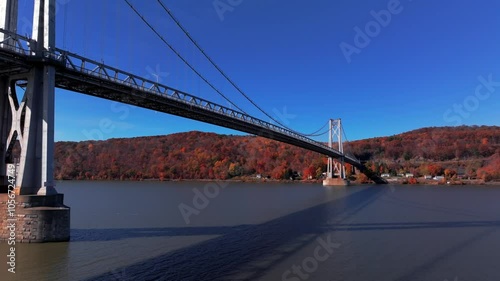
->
[54, 132, 326, 181]
[54, 126, 500, 181]
[348, 126, 499, 161]
[347, 126, 499, 181]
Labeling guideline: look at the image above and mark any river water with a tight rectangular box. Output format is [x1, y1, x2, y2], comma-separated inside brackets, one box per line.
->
[1, 181, 500, 281]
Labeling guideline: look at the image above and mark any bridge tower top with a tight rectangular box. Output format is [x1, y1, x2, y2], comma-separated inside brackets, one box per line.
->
[328, 119, 343, 154]
[0, 0, 17, 33]
[326, 118, 346, 180]
[0, 0, 55, 52]
[32, 0, 55, 52]
[0, 0, 18, 45]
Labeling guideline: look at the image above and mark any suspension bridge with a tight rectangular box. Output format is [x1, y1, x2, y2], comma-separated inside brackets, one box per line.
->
[0, 0, 385, 242]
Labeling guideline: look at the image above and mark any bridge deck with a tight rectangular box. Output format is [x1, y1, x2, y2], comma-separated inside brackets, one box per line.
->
[0, 29, 386, 184]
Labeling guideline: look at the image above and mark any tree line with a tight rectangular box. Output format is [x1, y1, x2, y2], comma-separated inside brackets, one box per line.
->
[54, 126, 499, 182]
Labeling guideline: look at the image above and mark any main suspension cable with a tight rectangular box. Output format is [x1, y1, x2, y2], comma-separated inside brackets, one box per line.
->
[156, 0, 310, 133]
[342, 126, 358, 160]
[124, 0, 246, 113]
[303, 120, 329, 137]
[306, 128, 330, 137]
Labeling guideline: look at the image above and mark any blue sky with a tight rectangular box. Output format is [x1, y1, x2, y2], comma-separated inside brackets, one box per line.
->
[18, 0, 500, 141]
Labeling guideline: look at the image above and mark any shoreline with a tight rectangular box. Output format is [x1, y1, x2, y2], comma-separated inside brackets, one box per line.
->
[384, 177, 500, 186]
[54, 178, 500, 186]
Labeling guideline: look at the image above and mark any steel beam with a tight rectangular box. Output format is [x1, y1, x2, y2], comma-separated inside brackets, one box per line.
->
[0, 0, 57, 195]
[0, 27, 388, 184]
[0, 0, 17, 46]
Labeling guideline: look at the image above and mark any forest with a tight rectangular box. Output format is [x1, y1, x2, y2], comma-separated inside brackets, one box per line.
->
[54, 125, 499, 182]
[347, 126, 499, 182]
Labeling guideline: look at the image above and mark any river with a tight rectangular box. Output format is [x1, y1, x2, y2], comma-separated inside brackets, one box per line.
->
[1, 181, 500, 281]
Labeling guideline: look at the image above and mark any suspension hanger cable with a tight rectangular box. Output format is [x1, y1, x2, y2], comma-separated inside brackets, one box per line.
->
[156, 0, 315, 134]
[131, 0, 334, 139]
[342, 126, 358, 160]
[124, 0, 246, 113]
[62, 0, 68, 49]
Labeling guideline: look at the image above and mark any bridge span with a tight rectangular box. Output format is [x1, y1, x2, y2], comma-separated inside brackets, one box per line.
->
[0, 0, 384, 243]
[0, 28, 386, 184]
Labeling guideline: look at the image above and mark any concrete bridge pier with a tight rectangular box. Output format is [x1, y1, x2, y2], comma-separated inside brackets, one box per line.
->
[0, 0, 69, 243]
[323, 177, 349, 187]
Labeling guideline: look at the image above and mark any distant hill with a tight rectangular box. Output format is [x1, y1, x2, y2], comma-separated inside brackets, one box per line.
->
[55, 131, 325, 181]
[349, 126, 499, 161]
[347, 126, 499, 181]
[54, 126, 499, 181]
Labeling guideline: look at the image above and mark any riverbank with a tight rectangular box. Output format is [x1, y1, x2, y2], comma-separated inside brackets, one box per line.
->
[53, 177, 500, 186]
[383, 177, 500, 186]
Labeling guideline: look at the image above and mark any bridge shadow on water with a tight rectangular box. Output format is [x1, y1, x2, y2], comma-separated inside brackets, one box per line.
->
[80, 187, 500, 281]
[71, 225, 254, 242]
[79, 186, 384, 280]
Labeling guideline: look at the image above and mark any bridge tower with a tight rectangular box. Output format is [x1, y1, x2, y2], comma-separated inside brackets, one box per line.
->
[0, 0, 69, 242]
[323, 118, 349, 186]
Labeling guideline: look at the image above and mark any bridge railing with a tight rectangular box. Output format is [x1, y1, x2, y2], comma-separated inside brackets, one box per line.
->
[0, 29, 360, 165]
[0, 28, 68, 62]
[0, 28, 31, 55]
[55, 50, 362, 163]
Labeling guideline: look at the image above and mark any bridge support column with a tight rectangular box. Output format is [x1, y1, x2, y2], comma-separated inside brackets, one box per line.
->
[323, 119, 349, 186]
[0, 0, 69, 243]
[0, 0, 17, 44]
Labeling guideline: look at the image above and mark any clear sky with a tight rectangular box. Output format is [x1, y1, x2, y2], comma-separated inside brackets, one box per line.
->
[18, 0, 500, 142]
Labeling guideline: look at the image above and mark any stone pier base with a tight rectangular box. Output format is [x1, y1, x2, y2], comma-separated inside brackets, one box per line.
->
[323, 178, 350, 186]
[0, 194, 70, 243]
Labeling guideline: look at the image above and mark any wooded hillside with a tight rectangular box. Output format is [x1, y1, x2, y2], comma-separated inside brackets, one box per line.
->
[347, 126, 499, 181]
[54, 126, 499, 181]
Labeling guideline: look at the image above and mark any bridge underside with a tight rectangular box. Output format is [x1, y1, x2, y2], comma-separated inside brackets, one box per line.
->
[55, 71, 386, 183]
[0, 40, 386, 185]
